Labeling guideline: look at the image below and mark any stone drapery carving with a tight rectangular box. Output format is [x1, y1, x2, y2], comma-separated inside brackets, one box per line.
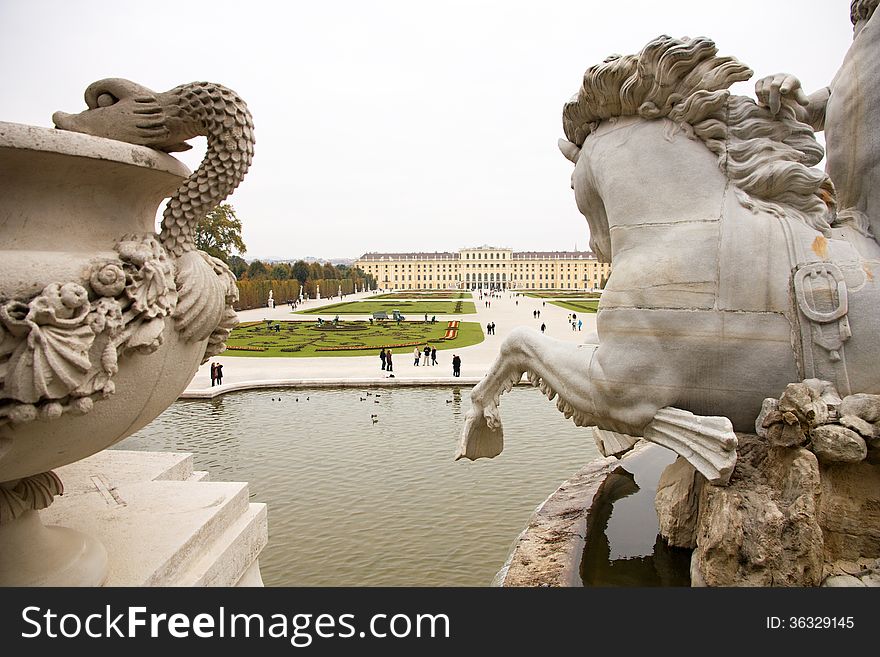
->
[0, 234, 177, 428]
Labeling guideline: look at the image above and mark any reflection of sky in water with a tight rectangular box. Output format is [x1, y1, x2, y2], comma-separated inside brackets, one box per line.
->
[605, 447, 678, 559]
[116, 386, 600, 586]
[580, 445, 692, 587]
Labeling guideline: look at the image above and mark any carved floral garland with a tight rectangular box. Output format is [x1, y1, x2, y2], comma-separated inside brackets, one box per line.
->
[0, 234, 235, 429]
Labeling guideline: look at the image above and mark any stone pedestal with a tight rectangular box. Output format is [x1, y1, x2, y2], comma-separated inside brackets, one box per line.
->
[40, 449, 267, 586]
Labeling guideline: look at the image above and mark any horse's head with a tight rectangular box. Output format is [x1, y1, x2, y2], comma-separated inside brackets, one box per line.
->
[558, 136, 612, 262]
[559, 35, 836, 248]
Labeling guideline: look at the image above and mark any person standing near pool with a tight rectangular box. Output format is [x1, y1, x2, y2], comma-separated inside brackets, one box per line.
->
[215, 362, 223, 385]
[386, 350, 393, 372]
[452, 354, 461, 377]
[414, 347, 421, 366]
[423, 344, 431, 365]
[431, 346, 437, 366]
[380, 348, 387, 371]
[210, 362, 217, 387]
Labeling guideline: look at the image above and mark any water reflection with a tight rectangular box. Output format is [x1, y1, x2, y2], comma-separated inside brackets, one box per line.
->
[580, 446, 692, 586]
[117, 386, 601, 586]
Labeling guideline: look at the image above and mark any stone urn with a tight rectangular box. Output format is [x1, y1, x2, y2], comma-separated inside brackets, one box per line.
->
[0, 78, 253, 585]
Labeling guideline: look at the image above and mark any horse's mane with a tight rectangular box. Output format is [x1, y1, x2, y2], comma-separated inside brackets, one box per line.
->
[852, 0, 879, 25]
[562, 36, 836, 232]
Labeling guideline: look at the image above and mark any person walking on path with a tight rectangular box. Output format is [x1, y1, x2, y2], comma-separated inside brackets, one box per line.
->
[486, 322, 492, 336]
[578, 319, 583, 331]
[386, 350, 393, 373]
[452, 354, 461, 377]
[431, 346, 437, 365]
[215, 362, 223, 385]
[423, 344, 431, 365]
[380, 348, 387, 371]
[414, 347, 421, 366]
[210, 362, 217, 387]
[540, 323, 546, 334]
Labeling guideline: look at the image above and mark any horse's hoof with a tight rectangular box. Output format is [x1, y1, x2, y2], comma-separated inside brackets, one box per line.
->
[455, 409, 504, 460]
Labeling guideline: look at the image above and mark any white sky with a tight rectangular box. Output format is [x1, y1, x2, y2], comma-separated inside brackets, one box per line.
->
[0, 1, 855, 260]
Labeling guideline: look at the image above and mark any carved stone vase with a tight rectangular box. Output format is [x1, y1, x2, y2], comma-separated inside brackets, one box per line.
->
[0, 121, 237, 585]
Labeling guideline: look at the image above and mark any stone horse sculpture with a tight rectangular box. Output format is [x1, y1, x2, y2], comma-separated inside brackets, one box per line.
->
[456, 36, 880, 484]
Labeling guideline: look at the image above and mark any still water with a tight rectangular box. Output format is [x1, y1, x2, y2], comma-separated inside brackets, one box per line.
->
[116, 386, 601, 586]
[580, 446, 692, 586]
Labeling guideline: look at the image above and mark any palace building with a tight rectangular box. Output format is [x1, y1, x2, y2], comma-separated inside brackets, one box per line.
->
[354, 246, 611, 291]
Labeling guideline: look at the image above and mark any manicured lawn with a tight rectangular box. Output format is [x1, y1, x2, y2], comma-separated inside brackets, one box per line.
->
[521, 290, 602, 298]
[549, 299, 600, 313]
[295, 300, 477, 315]
[373, 291, 472, 299]
[222, 320, 483, 357]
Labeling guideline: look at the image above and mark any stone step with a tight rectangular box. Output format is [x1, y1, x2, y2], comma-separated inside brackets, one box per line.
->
[176, 501, 267, 586]
[56, 449, 196, 495]
[139, 480, 252, 586]
[43, 450, 267, 586]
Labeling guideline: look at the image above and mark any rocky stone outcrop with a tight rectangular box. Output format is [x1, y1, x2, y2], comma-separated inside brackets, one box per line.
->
[690, 435, 825, 586]
[822, 557, 880, 587]
[654, 457, 704, 549]
[760, 381, 830, 448]
[759, 382, 877, 464]
[591, 427, 639, 458]
[811, 425, 867, 463]
[818, 460, 880, 564]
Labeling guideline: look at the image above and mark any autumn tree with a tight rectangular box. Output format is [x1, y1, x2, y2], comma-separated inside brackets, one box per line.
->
[292, 260, 310, 285]
[271, 263, 291, 280]
[228, 255, 248, 278]
[246, 260, 268, 279]
[195, 203, 247, 264]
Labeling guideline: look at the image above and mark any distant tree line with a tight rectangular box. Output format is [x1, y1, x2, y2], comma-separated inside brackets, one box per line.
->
[194, 203, 375, 310]
[232, 259, 376, 310]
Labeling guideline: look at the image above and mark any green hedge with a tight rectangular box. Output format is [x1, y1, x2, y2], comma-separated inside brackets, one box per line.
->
[235, 279, 302, 310]
[235, 277, 370, 310]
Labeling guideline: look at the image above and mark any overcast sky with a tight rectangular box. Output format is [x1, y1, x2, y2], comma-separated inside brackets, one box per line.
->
[1, 1, 855, 260]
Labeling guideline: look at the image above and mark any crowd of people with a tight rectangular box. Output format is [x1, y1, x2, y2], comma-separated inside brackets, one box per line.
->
[377, 347, 460, 376]
[411, 345, 439, 366]
[230, 287, 596, 386]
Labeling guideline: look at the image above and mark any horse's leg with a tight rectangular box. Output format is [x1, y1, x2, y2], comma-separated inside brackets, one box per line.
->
[456, 327, 677, 461]
[456, 327, 610, 460]
[456, 327, 739, 483]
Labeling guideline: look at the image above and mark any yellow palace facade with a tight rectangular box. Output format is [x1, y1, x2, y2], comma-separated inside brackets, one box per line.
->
[354, 246, 611, 291]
